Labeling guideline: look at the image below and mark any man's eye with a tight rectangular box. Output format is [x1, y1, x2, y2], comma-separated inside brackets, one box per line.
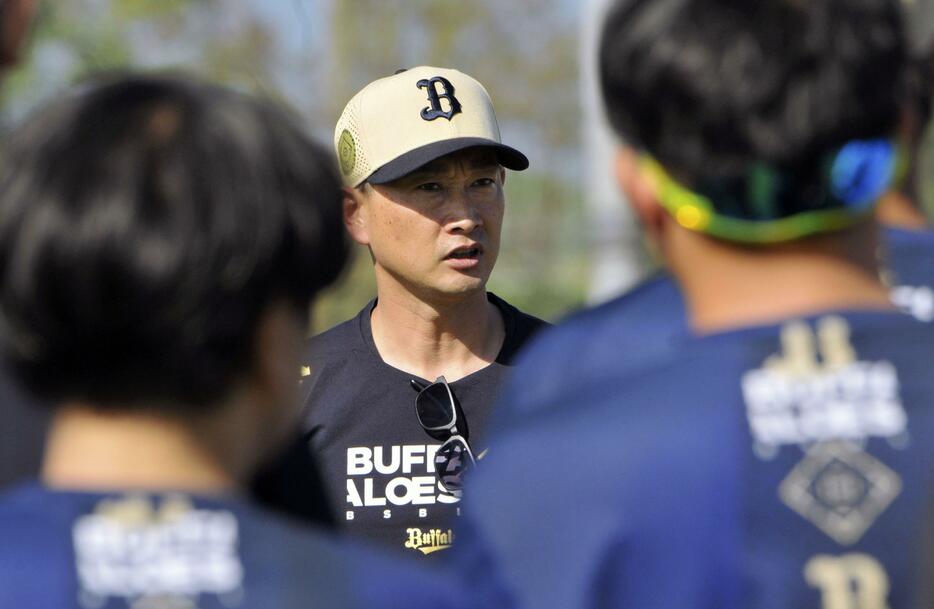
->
[473, 178, 495, 187]
[416, 182, 442, 192]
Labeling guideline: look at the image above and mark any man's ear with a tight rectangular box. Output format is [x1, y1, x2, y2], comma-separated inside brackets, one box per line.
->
[342, 186, 370, 246]
[614, 146, 668, 242]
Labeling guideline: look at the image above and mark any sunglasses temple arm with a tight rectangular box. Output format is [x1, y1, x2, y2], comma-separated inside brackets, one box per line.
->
[410, 379, 428, 392]
[454, 435, 478, 465]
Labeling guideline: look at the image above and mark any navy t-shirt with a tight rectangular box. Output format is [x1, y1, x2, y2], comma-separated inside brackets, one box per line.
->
[885, 226, 934, 322]
[301, 293, 547, 557]
[0, 483, 467, 609]
[457, 311, 934, 609]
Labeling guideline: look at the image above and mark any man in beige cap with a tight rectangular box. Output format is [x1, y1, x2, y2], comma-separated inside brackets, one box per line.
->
[299, 66, 547, 556]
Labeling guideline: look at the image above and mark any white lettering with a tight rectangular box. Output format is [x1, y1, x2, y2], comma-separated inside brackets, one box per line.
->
[373, 446, 400, 475]
[346, 447, 372, 476]
[345, 479, 363, 507]
[362, 478, 387, 507]
[742, 360, 906, 451]
[402, 445, 425, 474]
[343, 445, 471, 508]
[384, 478, 408, 505]
[72, 503, 243, 600]
[379, 476, 442, 506]
[426, 445, 439, 474]
[410, 477, 436, 505]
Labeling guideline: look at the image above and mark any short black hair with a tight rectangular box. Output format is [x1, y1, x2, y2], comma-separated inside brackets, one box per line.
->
[599, 0, 911, 182]
[0, 73, 348, 410]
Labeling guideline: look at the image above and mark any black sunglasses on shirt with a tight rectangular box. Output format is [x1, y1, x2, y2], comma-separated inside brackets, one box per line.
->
[411, 376, 477, 493]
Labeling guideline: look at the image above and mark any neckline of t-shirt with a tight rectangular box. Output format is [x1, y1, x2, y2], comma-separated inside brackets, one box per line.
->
[356, 292, 515, 386]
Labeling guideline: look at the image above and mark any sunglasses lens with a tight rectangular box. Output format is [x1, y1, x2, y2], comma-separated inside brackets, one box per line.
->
[435, 436, 474, 492]
[416, 382, 455, 429]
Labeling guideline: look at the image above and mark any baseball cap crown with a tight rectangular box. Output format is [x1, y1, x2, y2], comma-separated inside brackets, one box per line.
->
[334, 66, 528, 187]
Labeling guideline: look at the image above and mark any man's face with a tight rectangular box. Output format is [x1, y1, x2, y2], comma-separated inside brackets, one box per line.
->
[349, 148, 506, 301]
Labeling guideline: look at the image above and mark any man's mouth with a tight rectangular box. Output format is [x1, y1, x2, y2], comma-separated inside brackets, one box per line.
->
[446, 247, 481, 260]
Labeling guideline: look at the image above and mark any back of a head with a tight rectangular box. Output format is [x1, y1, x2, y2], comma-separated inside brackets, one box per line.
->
[600, 0, 911, 244]
[601, 0, 908, 179]
[0, 74, 348, 410]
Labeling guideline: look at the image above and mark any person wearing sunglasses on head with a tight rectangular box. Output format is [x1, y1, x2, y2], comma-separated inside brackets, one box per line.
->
[0, 73, 470, 609]
[451, 1, 934, 608]
[284, 66, 548, 557]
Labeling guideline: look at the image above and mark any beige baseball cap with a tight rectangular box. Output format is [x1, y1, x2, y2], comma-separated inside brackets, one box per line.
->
[334, 66, 529, 187]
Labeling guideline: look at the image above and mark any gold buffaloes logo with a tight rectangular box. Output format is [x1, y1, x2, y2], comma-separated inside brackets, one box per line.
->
[404, 527, 454, 555]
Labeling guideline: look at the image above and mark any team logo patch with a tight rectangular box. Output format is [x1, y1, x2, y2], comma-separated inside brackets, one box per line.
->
[416, 76, 462, 121]
[404, 528, 454, 555]
[72, 495, 243, 608]
[338, 129, 356, 175]
[741, 316, 907, 459]
[779, 442, 901, 545]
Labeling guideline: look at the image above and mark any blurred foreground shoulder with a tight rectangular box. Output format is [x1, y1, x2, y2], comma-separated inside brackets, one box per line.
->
[0, 483, 472, 609]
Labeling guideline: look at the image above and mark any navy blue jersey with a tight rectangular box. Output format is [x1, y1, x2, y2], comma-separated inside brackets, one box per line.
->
[498, 272, 685, 419]
[457, 311, 934, 609]
[0, 483, 467, 609]
[885, 227, 934, 322]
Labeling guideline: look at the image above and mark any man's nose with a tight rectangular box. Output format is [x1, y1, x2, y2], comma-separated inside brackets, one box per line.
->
[446, 191, 483, 233]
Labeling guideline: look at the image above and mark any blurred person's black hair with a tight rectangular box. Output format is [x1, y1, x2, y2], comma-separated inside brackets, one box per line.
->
[0, 72, 348, 410]
[599, 0, 910, 184]
[0, 73, 474, 609]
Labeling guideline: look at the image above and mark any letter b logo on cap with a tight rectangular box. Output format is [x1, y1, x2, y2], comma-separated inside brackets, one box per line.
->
[417, 76, 462, 121]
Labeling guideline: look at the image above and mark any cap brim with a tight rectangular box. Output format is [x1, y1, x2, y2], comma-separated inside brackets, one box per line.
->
[366, 137, 529, 185]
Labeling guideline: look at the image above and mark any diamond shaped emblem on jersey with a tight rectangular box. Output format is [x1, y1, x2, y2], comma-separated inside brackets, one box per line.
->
[778, 441, 901, 545]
